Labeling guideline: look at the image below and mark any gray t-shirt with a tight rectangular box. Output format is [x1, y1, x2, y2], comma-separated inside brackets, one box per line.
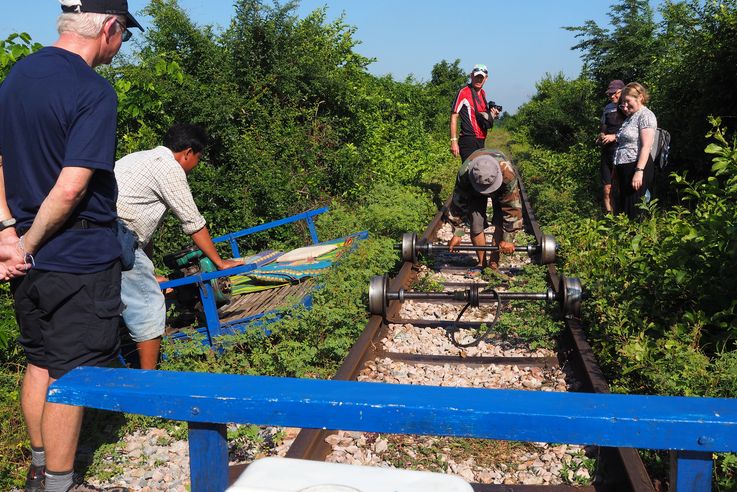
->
[614, 106, 657, 165]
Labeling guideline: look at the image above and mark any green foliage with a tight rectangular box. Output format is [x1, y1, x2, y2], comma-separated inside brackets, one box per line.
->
[0, 32, 42, 80]
[511, 117, 737, 486]
[510, 74, 599, 152]
[490, 262, 563, 349]
[316, 182, 438, 240]
[412, 272, 444, 293]
[160, 236, 400, 377]
[517, 121, 737, 395]
[101, 55, 185, 155]
[0, 284, 21, 359]
[565, 0, 657, 88]
[649, 0, 737, 173]
[512, 141, 601, 225]
[425, 59, 467, 134]
[0, 367, 25, 488]
[560, 449, 596, 486]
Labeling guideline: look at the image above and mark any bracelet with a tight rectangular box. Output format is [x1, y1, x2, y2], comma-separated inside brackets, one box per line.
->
[17, 235, 35, 268]
[634, 168, 644, 173]
[450, 137, 458, 142]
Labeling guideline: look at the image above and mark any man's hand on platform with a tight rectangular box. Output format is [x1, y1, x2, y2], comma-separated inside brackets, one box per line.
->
[218, 258, 245, 270]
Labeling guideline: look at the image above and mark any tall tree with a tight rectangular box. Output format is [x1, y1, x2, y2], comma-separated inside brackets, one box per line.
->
[565, 0, 657, 93]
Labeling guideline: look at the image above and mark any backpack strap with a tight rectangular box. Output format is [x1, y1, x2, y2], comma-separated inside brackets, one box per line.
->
[470, 85, 484, 112]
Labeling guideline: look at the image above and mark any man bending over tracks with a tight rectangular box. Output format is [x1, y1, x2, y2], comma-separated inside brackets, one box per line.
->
[444, 149, 523, 276]
[115, 123, 243, 370]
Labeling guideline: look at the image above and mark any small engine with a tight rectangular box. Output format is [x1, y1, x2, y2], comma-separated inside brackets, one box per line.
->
[163, 246, 232, 327]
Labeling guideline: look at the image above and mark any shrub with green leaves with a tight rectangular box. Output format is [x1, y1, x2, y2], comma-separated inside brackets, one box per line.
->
[512, 118, 737, 491]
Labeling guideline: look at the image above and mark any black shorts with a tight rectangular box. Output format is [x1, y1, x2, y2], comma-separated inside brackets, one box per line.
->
[11, 263, 123, 379]
[601, 145, 616, 185]
[459, 136, 486, 163]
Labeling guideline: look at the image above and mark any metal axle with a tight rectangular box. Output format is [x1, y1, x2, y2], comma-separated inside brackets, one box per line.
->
[369, 275, 582, 318]
[396, 232, 558, 265]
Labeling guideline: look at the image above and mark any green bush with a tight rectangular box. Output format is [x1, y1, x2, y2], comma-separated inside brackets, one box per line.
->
[511, 115, 737, 488]
[513, 118, 737, 394]
[509, 74, 599, 153]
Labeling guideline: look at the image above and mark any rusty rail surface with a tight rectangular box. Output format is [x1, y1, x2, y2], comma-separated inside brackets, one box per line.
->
[276, 169, 654, 492]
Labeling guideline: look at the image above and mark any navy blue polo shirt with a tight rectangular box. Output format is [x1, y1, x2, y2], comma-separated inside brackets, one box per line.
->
[0, 47, 121, 273]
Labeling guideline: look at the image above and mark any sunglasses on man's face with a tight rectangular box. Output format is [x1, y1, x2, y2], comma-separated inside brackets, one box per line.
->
[114, 20, 132, 42]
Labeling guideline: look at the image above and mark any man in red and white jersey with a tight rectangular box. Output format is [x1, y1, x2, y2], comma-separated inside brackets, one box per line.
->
[450, 64, 500, 162]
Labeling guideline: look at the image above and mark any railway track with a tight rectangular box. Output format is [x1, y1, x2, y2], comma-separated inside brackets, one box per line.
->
[273, 171, 655, 491]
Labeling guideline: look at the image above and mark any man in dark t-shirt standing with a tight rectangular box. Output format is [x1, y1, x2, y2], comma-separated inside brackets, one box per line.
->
[596, 79, 626, 213]
[0, 1, 142, 490]
[450, 64, 501, 162]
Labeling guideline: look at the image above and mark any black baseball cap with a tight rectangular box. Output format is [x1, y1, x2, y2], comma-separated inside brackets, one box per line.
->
[61, 0, 143, 31]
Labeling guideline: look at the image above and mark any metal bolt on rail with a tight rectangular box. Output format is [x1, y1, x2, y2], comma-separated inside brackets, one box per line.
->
[368, 274, 583, 319]
[396, 232, 558, 265]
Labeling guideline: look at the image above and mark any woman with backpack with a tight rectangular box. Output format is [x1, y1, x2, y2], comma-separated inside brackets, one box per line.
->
[614, 82, 657, 219]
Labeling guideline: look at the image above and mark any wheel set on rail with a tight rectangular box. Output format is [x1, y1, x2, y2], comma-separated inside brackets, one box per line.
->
[397, 231, 559, 266]
[368, 232, 585, 320]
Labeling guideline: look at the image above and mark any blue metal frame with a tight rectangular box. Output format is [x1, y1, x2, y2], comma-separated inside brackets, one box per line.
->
[210, 207, 329, 259]
[49, 367, 737, 492]
[156, 208, 366, 346]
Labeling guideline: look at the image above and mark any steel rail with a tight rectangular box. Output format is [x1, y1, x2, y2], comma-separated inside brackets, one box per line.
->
[517, 173, 654, 492]
[272, 164, 655, 492]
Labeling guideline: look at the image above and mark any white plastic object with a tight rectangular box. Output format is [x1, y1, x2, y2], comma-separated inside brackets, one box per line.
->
[275, 244, 338, 263]
[227, 457, 474, 492]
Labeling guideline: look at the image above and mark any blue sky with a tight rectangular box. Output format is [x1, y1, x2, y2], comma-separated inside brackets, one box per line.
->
[0, 1, 664, 113]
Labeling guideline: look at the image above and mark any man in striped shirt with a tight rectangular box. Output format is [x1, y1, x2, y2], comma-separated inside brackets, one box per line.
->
[115, 123, 243, 369]
[450, 64, 500, 162]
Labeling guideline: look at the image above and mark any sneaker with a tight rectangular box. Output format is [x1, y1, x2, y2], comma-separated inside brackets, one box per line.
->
[464, 266, 483, 278]
[24, 464, 44, 492]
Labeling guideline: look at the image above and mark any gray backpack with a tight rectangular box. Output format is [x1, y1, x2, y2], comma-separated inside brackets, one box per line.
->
[651, 128, 672, 172]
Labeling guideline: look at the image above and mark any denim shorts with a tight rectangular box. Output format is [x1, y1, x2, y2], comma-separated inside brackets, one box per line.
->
[121, 248, 166, 342]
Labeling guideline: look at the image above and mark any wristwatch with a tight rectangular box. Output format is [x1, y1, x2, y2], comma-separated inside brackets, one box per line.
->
[0, 217, 16, 231]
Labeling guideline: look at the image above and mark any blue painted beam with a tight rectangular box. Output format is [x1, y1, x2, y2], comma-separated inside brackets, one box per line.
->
[211, 208, 329, 245]
[199, 282, 221, 341]
[305, 215, 319, 244]
[670, 451, 713, 492]
[159, 263, 258, 290]
[188, 422, 228, 492]
[48, 367, 737, 453]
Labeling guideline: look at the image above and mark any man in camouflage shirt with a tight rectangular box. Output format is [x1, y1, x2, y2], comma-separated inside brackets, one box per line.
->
[444, 149, 523, 271]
